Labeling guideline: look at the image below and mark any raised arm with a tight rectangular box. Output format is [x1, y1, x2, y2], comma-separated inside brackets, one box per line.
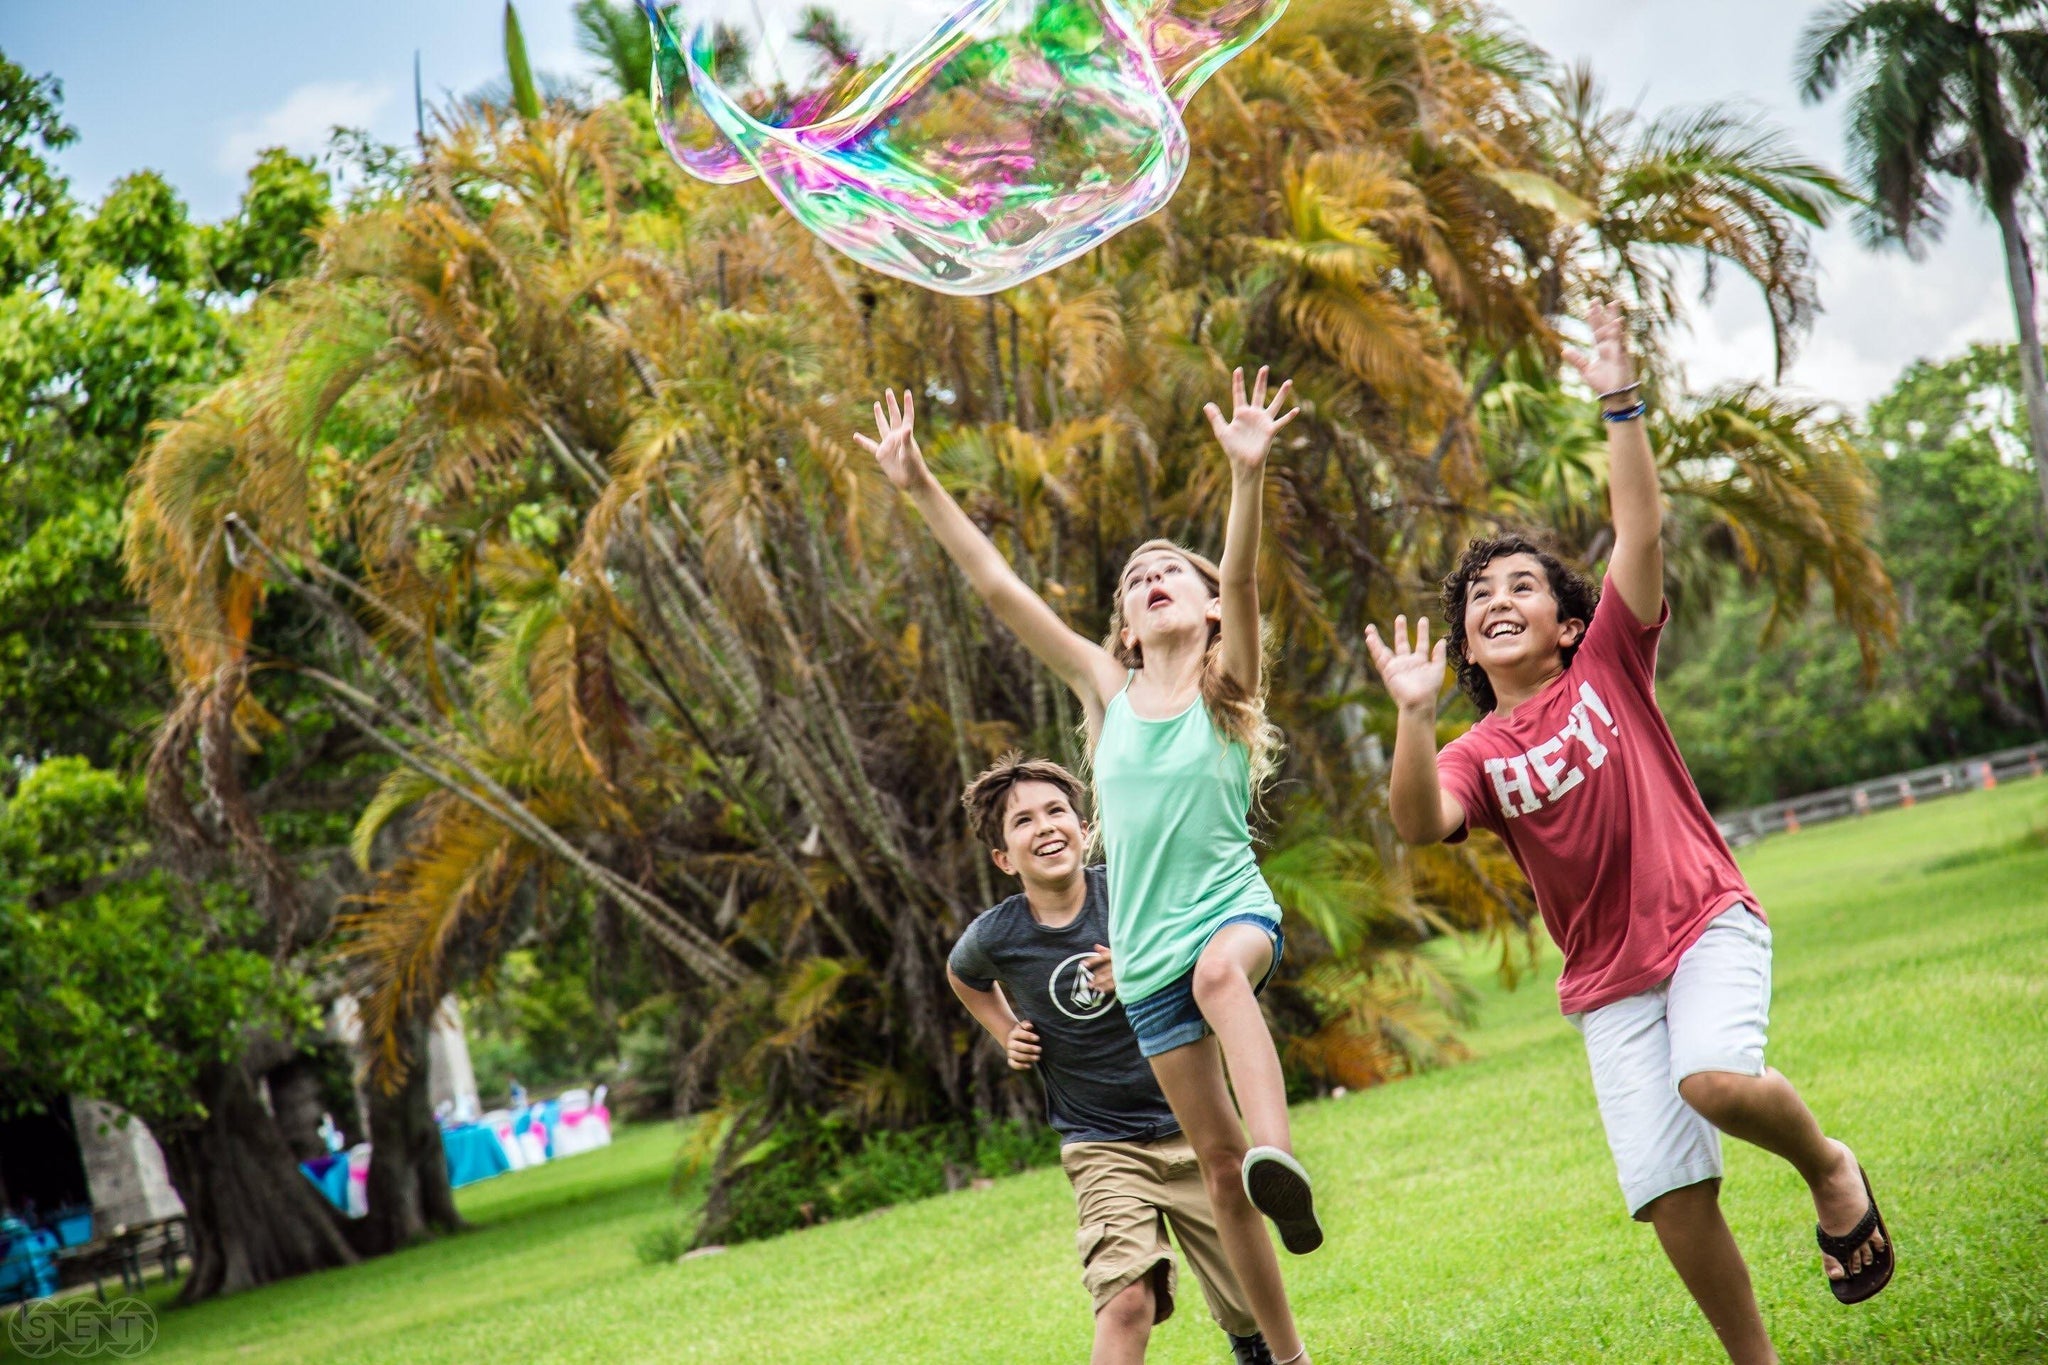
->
[858, 390, 1124, 730]
[1567, 302, 1662, 625]
[1206, 366, 1296, 693]
[1364, 614, 1466, 845]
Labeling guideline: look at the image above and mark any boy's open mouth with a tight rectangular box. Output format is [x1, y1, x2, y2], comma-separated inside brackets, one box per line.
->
[1483, 620, 1525, 640]
[1031, 836, 1069, 858]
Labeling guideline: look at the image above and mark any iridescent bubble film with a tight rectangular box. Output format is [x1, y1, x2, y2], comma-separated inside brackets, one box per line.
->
[641, 0, 1285, 294]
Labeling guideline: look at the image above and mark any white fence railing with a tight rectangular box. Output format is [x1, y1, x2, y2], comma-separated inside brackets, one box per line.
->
[1715, 740, 2048, 847]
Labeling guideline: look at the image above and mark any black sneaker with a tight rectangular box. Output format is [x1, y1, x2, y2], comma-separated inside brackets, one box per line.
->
[1241, 1146, 1324, 1255]
[1228, 1331, 1276, 1365]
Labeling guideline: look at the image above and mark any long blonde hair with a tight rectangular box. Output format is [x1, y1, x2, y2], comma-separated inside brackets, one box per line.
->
[1102, 539, 1284, 797]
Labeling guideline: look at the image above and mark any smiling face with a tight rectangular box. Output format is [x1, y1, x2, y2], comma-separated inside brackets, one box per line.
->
[1461, 552, 1585, 678]
[1116, 546, 1220, 658]
[990, 779, 1088, 887]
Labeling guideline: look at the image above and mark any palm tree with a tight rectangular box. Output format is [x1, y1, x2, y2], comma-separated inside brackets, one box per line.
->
[1800, 0, 2048, 515]
[1541, 64, 1852, 381]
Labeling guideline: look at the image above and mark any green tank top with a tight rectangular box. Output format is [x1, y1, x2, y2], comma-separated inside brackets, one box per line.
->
[1094, 682, 1279, 1005]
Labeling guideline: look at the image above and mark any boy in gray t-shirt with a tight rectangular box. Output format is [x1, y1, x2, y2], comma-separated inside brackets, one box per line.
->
[950, 754, 1272, 1365]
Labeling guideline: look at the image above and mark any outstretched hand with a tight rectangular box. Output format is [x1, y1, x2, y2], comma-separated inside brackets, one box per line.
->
[1563, 301, 1636, 401]
[1365, 614, 1449, 713]
[1204, 366, 1296, 472]
[854, 388, 930, 491]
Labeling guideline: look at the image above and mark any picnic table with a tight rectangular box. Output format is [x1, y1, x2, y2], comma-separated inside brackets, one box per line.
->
[54, 1216, 187, 1299]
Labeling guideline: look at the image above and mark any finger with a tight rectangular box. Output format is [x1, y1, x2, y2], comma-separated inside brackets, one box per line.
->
[1363, 625, 1392, 671]
[1394, 613, 1410, 656]
[903, 389, 916, 428]
[1270, 407, 1297, 432]
[872, 400, 887, 434]
[885, 389, 902, 426]
[1432, 638, 1448, 665]
[853, 434, 879, 455]
[1232, 366, 1246, 411]
[1204, 402, 1228, 440]
[1562, 347, 1591, 381]
[1252, 365, 1269, 409]
[1265, 377, 1292, 416]
[1415, 615, 1430, 655]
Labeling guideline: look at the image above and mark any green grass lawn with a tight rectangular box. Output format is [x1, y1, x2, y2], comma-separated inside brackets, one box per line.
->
[48, 782, 2048, 1363]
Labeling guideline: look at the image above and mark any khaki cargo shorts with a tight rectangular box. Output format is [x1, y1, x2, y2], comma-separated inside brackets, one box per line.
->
[1059, 1133, 1256, 1335]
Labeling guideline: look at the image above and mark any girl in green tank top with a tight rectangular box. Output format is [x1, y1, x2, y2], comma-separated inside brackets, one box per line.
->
[856, 369, 1323, 1363]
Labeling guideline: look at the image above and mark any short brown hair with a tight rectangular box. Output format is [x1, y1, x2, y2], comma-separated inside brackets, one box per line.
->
[960, 752, 1087, 850]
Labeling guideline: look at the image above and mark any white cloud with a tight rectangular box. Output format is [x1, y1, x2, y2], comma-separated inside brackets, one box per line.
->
[1498, 0, 2019, 412]
[215, 80, 395, 176]
[1670, 216, 2015, 410]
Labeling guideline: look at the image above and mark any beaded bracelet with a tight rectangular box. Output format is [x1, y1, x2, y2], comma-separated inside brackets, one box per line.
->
[1601, 400, 1648, 423]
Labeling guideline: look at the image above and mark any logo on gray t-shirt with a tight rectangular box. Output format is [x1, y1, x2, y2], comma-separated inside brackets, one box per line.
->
[948, 866, 1181, 1146]
[1048, 952, 1114, 1020]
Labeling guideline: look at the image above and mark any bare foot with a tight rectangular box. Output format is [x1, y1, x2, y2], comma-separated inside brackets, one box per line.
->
[1813, 1140, 1885, 1280]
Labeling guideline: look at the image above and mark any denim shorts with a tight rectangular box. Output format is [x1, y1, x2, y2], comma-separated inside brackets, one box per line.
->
[1124, 913, 1284, 1059]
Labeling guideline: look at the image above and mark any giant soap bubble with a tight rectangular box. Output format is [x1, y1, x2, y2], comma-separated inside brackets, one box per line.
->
[640, 0, 1286, 294]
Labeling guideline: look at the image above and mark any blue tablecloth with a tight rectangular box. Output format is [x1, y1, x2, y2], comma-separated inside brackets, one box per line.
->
[300, 1153, 351, 1211]
[442, 1122, 511, 1188]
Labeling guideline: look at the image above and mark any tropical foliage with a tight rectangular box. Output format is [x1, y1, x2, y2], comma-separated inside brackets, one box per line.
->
[1666, 343, 2048, 809]
[115, 0, 1895, 1245]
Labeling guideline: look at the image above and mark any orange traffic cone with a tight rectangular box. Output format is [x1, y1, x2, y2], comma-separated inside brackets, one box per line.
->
[1784, 807, 1801, 834]
[1982, 762, 1998, 790]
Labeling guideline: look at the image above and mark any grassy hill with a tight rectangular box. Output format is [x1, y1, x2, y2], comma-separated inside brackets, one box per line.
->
[52, 781, 2048, 1363]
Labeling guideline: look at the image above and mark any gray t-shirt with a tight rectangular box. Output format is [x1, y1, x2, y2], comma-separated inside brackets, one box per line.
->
[949, 866, 1181, 1145]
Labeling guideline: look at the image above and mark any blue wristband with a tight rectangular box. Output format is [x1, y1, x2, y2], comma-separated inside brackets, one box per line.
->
[1601, 401, 1647, 423]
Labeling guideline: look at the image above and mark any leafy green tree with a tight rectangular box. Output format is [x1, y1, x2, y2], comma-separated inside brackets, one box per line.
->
[0, 59, 75, 294]
[1663, 343, 2047, 808]
[0, 48, 471, 1299]
[0, 48, 335, 770]
[1801, 0, 2048, 514]
[0, 758, 357, 1299]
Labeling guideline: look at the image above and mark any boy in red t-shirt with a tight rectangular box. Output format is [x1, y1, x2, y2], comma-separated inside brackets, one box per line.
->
[1365, 304, 1893, 1363]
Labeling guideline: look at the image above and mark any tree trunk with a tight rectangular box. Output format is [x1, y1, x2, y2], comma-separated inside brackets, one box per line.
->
[158, 1059, 359, 1302]
[984, 296, 1007, 423]
[357, 1016, 466, 1255]
[1991, 189, 2048, 518]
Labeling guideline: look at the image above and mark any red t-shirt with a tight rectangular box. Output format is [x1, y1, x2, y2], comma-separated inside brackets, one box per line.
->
[1438, 577, 1758, 1014]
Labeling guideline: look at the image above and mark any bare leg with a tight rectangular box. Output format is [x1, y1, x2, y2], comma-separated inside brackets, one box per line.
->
[1677, 1069, 1887, 1280]
[1091, 1275, 1154, 1365]
[1643, 1182, 1776, 1365]
[1190, 924, 1291, 1152]
[1150, 1037, 1305, 1363]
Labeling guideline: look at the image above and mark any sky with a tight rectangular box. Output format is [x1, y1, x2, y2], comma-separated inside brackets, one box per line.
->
[0, 0, 2014, 411]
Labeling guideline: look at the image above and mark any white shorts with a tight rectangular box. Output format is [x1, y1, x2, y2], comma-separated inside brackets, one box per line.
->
[1568, 905, 1773, 1219]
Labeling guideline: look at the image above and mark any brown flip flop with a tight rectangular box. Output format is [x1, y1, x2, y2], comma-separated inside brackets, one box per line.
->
[1817, 1165, 1895, 1305]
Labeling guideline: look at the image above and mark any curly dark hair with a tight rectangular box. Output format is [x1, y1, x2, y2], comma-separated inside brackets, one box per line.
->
[1440, 533, 1599, 714]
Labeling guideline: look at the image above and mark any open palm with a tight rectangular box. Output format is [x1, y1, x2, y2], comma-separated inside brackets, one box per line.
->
[1365, 614, 1448, 711]
[1205, 366, 1297, 470]
[854, 388, 929, 491]
[1564, 301, 1636, 398]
